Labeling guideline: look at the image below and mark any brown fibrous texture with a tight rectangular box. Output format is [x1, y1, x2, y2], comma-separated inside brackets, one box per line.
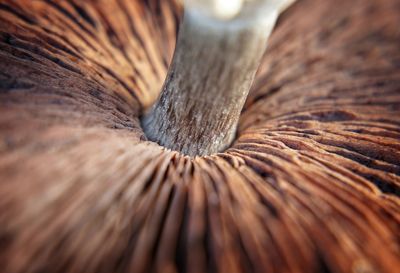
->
[0, 0, 399, 273]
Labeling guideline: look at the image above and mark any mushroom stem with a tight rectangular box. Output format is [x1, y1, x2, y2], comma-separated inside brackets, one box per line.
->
[143, 0, 293, 156]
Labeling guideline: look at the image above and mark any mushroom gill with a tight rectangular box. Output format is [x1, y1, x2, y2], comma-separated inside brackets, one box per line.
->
[0, 0, 399, 273]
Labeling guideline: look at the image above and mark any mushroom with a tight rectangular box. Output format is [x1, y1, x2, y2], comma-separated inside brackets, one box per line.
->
[0, 0, 399, 273]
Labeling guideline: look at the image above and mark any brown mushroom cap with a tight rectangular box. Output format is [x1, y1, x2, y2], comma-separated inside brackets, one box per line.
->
[0, 0, 399, 273]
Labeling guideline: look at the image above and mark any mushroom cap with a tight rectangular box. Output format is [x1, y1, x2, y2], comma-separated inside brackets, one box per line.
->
[0, 0, 399, 273]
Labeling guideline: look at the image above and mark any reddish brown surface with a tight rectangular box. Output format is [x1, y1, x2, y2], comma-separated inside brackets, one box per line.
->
[0, 0, 399, 273]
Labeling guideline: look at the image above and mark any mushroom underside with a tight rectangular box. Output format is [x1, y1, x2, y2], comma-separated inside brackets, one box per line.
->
[0, 0, 399, 273]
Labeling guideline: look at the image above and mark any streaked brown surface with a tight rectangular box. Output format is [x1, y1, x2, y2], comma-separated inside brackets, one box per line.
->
[0, 0, 399, 273]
